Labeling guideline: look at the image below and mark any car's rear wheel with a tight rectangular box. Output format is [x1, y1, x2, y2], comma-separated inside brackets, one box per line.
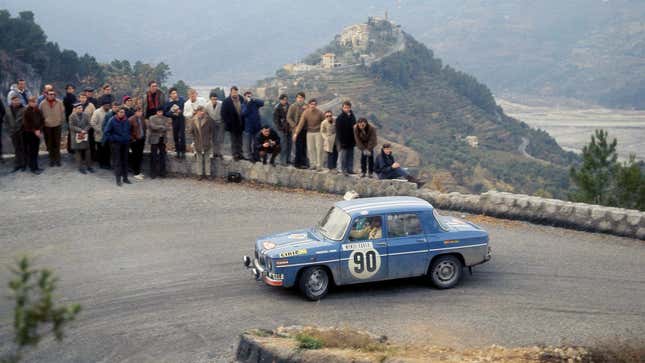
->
[429, 255, 462, 289]
[298, 266, 329, 301]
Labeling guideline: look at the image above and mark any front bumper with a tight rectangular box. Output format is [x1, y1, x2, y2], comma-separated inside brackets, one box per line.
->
[243, 255, 284, 287]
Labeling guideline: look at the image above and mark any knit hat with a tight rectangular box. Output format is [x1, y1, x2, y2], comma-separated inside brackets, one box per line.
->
[122, 95, 131, 103]
[73, 102, 83, 108]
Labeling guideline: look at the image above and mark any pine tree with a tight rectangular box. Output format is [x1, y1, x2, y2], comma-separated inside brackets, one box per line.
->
[569, 129, 618, 205]
[611, 155, 645, 210]
[2, 257, 81, 363]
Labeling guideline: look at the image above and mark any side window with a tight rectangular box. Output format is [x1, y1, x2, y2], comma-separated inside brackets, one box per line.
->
[387, 213, 424, 238]
[348, 216, 383, 241]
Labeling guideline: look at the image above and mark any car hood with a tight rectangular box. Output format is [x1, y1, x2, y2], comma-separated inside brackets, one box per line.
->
[256, 228, 333, 257]
[439, 216, 484, 232]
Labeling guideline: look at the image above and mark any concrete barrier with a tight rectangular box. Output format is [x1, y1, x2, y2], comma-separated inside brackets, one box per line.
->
[165, 156, 644, 240]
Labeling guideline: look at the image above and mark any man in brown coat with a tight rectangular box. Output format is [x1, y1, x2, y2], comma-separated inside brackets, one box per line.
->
[128, 107, 146, 180]
[354, 117, 378, 178]
[293, 98, 325, 170]
[23, 96, 44, 174]
[39, 90, 65, 166]
[190, 106, 214, 180]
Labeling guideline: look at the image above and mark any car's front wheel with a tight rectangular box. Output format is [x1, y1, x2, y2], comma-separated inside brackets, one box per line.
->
[298, 266, 330, 301]
[429, 255, 463, 289]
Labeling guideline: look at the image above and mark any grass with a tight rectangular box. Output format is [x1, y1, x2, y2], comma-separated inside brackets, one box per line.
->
[295, 333, 324, 350]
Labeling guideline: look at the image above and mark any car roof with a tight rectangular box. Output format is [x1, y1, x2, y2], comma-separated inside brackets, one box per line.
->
[335, 196, 434, 218]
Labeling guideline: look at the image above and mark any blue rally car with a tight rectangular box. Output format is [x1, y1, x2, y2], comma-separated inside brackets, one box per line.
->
[243, 196, 491, 300]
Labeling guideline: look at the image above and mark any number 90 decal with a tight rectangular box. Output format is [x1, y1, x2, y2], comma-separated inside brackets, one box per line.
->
[349, 249, 381, 279]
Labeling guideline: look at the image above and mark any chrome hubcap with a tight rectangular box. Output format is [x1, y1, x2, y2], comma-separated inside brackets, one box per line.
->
[307, 269, 328, 295]
[434, 261, 456, 282]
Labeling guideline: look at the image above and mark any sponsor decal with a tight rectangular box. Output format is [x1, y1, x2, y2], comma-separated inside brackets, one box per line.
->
[275, 259, 289, 266]
[262, 241, 276, 250]
[288, 233, 307, 239]
[341, 241, 373, 251]
[348, 248, 381, 279]
[279, 249, 308, 258]
[444, 240, 460, 244]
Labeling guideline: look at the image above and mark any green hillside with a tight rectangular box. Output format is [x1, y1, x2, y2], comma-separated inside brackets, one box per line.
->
[256, 17, 578, 198]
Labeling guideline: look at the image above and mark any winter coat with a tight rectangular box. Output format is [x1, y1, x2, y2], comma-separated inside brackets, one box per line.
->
[205, 100, 222, 124]
[374, 148, 396, 178]
[354, 123, 378, 151]
[142, 90, 165, 118]
[69, 112, 91, 150]
[63, 92, 77, 120]
[335, 111, 357, 149]
[221, 95, 245, 134]
[241, 98, 264, 134]
[103, 115, 131, 144]
[255, 128, 281, 151]
[0, 100, 5, 122]
[23, 106, 44, 132]
[190, 114, 214, 153]
[4, 105, 25, 134]
[90, 107, 109, 142]
[320, 118, 337, 153]
[286, 102, 306, 131]
[163, 97, 186, 122]
[129, 115, 146, 141]
[147, 115, 169, 145]
[183, 97, 208, 119]
[295, 107, 325, 135]
[39, 99, 65, 127]
[273, 102, 290, 133]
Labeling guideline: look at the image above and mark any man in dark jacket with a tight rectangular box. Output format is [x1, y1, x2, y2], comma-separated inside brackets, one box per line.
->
[4, 95, 26, 172]
[335, 100, 356, 175]
[354, 117, 378, 178]
[273, 94, 291, 165]
[63, 84, 78, 155]
[164, 87, 186, 159]
[221, 86, 245, 160]
[99, 84, 114, 106]
[255, 125, 281, 166]
[241, 91, 264, 161]
[374, 143, 422, 187]
[22, 96, 44, 174]
[104, 107, 132, 186]
[84, 87, 99, 108]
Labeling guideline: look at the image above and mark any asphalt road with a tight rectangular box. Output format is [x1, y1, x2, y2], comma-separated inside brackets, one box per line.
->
[0, 164, 643, 362]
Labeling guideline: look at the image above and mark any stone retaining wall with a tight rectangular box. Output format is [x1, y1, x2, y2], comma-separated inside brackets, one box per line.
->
[161, 156, 645, 240]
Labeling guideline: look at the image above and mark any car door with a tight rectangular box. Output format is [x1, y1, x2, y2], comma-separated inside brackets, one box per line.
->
[340, 215, 388, 284]
[386, 212, 430, 279]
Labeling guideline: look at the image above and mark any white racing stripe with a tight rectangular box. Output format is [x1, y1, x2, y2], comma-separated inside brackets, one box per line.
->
[277, 243, 487, 268]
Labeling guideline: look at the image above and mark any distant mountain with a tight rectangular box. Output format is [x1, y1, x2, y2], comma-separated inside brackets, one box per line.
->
[1, 0, 642, 108]
[254, 17, 578, 198]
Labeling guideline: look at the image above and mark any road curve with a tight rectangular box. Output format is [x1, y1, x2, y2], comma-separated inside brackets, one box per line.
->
[0, 165, 643, 362]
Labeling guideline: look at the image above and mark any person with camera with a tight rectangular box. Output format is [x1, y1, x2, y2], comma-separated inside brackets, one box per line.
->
[255, 125, 281, 166]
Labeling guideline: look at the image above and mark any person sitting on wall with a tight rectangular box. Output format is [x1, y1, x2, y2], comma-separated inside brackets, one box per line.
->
[374, 143, 424, 187]
[255, 125, 281, 166]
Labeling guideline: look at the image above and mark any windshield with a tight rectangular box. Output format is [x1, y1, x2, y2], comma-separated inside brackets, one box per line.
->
[433, 209, 450, 231]
[317, 207, 351, 241]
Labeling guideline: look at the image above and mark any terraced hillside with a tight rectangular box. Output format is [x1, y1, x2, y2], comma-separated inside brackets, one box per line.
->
[255, 18, 578, 198]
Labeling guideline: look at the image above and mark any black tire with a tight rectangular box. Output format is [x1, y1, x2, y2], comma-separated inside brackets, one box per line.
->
[429, 255, 463, 289]
[298, 266, 330, 301]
